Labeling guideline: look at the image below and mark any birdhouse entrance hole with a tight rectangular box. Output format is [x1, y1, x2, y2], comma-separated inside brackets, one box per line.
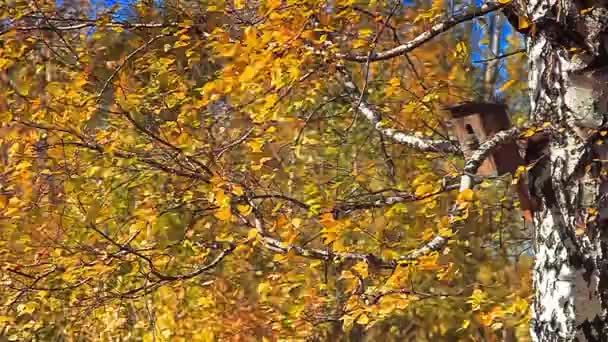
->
[446, 102, 523, 177]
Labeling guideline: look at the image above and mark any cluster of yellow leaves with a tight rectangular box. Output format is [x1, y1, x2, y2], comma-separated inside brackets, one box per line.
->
[0, 0, 536, 340]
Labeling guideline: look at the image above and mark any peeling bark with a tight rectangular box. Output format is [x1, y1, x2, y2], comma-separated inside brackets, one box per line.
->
[521, 0, 608, 340]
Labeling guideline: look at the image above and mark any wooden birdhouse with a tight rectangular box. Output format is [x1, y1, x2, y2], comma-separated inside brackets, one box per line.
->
[446, 102, 523, 177]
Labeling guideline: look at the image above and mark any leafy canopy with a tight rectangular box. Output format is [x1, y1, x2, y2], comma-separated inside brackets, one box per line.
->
[0, 0, 531, 340]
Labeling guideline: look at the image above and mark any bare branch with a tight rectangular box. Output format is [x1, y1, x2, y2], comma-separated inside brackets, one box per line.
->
[215, 127, 255, 158]
[338, 69, 460, 154]
[1, 20, 187, 37]
[332, 182, 460, 218]
[96, 33, 169, 103]
[250, 179, 460, 217]
[472, 48, 526, 64]
[242, 207, 395, 268]
[363, 287, 465, 305]
[337, 3, 505, 62]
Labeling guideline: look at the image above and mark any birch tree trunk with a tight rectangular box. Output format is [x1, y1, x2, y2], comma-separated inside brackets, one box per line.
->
[520, 0, 608, 340]
[482, 13, 504, 100]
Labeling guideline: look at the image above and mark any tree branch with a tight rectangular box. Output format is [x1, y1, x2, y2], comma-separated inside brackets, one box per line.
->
[242, 206, 396, 268]
[250, 179, 460, 217]
[338, 68, 460, 154]
[472, 48, 526, 64]
[17, 120, 211, 183]
[95, 33, 169, 103]
[332, 181, 460, 218]
[87, 223, 234, 281]
[363, 287, 465, 305]
[242, 123, 522, 267]
[399, 125, 526, 261]
[1, 19, 187, 37]
[337, 3, 505, 62]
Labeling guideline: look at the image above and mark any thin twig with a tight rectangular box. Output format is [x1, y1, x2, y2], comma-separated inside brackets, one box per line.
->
[472, 48, 526, 63]
[95, 34, 169, 103]
[347, 2, 401, 132]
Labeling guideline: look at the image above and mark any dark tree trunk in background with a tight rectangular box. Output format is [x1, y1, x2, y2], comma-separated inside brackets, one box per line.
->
[515, 0, 608, 340]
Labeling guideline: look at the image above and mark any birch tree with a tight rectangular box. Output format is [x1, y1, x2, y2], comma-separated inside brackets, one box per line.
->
[507, 1, 608, 340]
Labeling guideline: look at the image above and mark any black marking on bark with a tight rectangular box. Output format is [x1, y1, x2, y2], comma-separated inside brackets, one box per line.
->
[578, 315, 605, 342]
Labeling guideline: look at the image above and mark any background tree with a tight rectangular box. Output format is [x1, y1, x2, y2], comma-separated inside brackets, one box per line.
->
[1, 0, 605, 341]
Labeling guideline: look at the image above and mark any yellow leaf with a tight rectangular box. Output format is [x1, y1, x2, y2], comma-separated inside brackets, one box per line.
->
[240, 65, 257, 83]
[247, 139, 264, 153]
[234, 0, 246, 10]
[214, 207, 232, 221]
[258, 281, 272, 298]
[291, 217, 302, 228]
[457, 188, 475, 202]
[176, 37, 190, 48]
[273, 253, 287, 263]
[467, 288, 488, 311]
[209, 176, 226, 187]
[16, 302, 37, 315]
[518, 16, 531, 30]
[388, 77, 400, 88]
[352, 39, 367, 49]
[521, 128, 536, 137]
[418, 254, 441, 271]
[352, 261, 368, 279]
[438, 227, 454, 237]
[0, 315, 14, 325]
[512, 165, 527, 184]
[232, 185, 244, 196]
[332, 238, 346, 252]
[359, 28, 373, 38]
[356, 313, 370, 325]
[252, 157, 272, 171]
[238, 204, 253, 215]
[415, 183, 435, 197]
[355, 174, 367, 182]
[319, 212, 337, 228]
[266, 0, 281, 9]
[459, 319, 471, 332]
[247, 228, 258, 239]
[86, 200, 101, 224]
[580, 7, 594, 15]
[499, 79, 517, 92]
[456, 41, 467, 55]
[214, 189, 230, 206]
[15, 160, 32, 171]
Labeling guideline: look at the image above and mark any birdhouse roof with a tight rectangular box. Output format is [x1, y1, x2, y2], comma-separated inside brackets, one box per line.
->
[445, 102, 507, 118]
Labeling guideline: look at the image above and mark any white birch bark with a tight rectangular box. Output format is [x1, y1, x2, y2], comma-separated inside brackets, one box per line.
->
[483, 13, 504, 99]
[522, 0, 608, 340]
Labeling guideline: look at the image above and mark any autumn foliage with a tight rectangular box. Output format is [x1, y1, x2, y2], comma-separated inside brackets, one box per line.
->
[0, 0, 533, 340]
